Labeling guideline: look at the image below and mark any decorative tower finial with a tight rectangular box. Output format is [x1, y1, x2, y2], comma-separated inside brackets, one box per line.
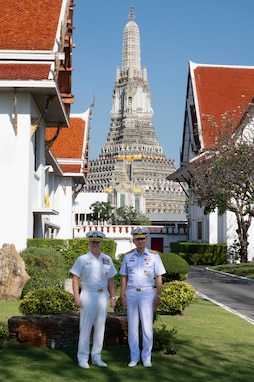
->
[129, 5, 135, 21]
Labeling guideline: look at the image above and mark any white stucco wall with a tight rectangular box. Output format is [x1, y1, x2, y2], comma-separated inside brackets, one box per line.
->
[74, 192, 108, 216]
[208, 211, 218, 244]
[54, 177, 74, 238]
[188, 201, 254, 262]
[0, 93, 40, 251]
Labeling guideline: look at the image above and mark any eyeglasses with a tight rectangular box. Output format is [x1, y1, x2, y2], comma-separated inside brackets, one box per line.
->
[135, 238, 146, 241]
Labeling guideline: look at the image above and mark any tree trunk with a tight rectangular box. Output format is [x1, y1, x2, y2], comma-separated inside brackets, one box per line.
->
[236, 213, 251, 263]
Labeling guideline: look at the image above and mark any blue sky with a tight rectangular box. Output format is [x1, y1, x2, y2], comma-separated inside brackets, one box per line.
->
[71, 0, 254, 166]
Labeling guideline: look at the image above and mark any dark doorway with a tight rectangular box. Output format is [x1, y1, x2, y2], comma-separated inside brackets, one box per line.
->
[151, 237, 164, 253]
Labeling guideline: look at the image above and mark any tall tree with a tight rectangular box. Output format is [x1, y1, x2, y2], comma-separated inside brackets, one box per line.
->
[189, 107, 254, 263]
[115, 206, 150, 225]
[89, 201, 112, 223]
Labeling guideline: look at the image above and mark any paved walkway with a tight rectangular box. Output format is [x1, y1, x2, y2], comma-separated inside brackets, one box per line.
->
[187, 266, 254, 325]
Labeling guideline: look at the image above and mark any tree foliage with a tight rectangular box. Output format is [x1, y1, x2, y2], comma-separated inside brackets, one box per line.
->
[89, 201, 150, 225]
[89, 201, 112, 223]
[114, 205, 150, 225]
[189, 105, 254, 263]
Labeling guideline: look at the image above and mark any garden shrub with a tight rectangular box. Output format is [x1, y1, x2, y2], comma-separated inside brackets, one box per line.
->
[116, 253, 125, 262]
[160, 252, 190, 281]
[170, 242, 227, 265]
[0, 325, 9, 346]
[19, 287, 78, 315]
[114, 296, 126, 313]
[112, 258, 122, 289]
[153, 318, 177, 352]
[20, 247, 68, 296]
[159, 281, 196, 315]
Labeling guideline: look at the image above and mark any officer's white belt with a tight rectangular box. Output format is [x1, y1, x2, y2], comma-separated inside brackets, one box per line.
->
[82, 287, 105, 292]
[128, 286, 154, 291]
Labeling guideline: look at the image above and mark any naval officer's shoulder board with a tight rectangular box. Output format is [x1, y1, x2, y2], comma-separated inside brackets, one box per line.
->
[148, 249, 159, 255]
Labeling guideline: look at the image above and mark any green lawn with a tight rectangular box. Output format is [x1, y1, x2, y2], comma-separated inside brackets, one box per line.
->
[211, 263, 254, 279]
[1, 297, 254, 381]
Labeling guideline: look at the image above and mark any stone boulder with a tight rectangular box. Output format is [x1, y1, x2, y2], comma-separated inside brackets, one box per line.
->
[0, 244, 30, 300]
[8, 311, 128, 348]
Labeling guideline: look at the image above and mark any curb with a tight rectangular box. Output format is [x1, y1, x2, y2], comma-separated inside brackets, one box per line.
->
[205, 266, 254, 283]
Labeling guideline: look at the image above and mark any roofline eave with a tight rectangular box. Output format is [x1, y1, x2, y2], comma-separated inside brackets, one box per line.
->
[0, 51, 65, 61]
[0, 80, 69, 127]
[46, 150, 64, 176]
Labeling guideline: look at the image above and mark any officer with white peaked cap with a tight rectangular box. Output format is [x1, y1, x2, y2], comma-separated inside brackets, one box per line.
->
[70, 230, 117, 369]
[119, 227, 166, 368]
[86, 230, 106, 241]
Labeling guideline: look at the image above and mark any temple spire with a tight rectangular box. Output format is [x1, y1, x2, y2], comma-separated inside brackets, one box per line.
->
[122, 6, 141, 74]
[84, 10, 186, 216]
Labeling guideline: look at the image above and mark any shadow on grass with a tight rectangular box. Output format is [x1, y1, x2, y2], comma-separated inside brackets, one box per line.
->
[1, 339, 254, 382]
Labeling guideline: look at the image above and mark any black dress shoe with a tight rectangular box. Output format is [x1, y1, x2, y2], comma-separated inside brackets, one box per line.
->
[165, 347, 176, 355]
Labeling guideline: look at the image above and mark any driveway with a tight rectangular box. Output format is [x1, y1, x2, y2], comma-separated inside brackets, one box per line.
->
[187, 266, 254, 324]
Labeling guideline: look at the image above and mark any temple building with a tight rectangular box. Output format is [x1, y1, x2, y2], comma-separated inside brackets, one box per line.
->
[84, 8, 186, 214]
[84, 8, 186, 216]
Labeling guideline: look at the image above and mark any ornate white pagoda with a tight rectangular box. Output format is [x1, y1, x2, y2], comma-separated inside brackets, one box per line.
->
[84, 7, 186, 215]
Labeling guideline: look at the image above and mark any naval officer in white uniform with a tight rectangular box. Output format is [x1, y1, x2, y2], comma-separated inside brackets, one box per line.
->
[120, 227, 166, 368]
[70, 230, 117, 369]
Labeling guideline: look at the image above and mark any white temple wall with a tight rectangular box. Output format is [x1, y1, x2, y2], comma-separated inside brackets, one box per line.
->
[0, 93, 39, 250]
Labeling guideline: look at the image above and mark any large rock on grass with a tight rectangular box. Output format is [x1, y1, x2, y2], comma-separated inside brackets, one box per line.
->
[8, 311, 128, 348]
[0, 244, 30, 300]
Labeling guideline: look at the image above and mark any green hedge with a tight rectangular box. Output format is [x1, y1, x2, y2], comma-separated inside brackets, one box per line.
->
[27, 238, 117, 275]
[170, 242, 227, 265]
[160, 252, 190, 281]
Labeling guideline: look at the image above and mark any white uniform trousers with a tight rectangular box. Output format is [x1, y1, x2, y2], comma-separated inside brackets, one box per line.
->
[78, 289, 109, 364]
[126, 288, 154, 363]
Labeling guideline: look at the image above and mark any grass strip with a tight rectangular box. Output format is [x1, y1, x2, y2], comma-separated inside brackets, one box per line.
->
[1, 298, 254, 381]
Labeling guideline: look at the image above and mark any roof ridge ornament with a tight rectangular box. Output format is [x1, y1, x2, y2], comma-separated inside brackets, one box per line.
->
[129, 5, 135, 21]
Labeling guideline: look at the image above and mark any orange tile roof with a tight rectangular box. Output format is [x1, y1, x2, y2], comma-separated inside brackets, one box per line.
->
[0, 0, 75, 126]
[47, 117, 86, 159]
[193, 64, 254, 149]
[2, 1, 87, 177]
[0, 63, 51, 80]
[60, 164, 83, 173]
[1, 0, 63, 50]
[46, 115, 89, 175]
